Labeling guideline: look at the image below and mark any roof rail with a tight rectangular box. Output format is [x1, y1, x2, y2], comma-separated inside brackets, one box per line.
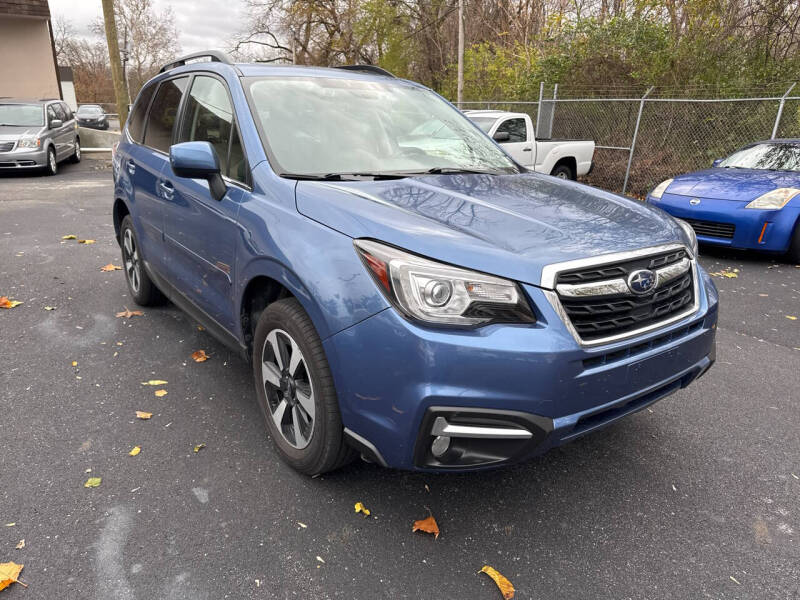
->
[335, 65, 395, 78]
[159, 50, 234, 73]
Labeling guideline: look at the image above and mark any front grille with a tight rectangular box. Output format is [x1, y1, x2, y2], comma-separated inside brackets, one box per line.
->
[0, 141, 15, 152]
[685, 218, 735, 239]
[555, 248, 695, 342]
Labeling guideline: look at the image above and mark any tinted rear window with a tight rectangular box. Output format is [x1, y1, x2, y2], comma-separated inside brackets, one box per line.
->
[143, 77, 188, 152]
[128, 84, 156, 144]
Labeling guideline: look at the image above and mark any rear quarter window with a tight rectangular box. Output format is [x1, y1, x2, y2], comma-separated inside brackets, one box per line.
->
[128, 85, 156, 143]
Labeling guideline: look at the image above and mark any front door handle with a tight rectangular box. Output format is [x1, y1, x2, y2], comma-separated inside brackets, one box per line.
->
[159, 180, 174, 201]
[126, 159, 136, 175]
[522, 147, 532, 152]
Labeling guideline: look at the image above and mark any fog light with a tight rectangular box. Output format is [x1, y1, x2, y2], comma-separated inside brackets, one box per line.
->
[431, 435, 450, 457]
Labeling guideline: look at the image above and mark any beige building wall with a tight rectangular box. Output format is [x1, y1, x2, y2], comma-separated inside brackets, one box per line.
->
[0, 15, 60, 99]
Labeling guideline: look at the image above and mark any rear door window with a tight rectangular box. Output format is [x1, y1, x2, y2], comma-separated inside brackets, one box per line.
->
[144, 77, 188, 153]
[128, 84, 157, 143]
[177, 75, 247, 183]
[52, 103, 66, 122]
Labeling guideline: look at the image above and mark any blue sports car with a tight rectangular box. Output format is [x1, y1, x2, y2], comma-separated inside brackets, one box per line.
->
[646, 139, 800, 262]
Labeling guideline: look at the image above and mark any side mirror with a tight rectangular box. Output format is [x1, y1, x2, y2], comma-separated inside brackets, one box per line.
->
[170, 141, 227, 201]
[712, 158, 723, 168]
[50, 119, 63, 129]
[492, 131, 510, 142]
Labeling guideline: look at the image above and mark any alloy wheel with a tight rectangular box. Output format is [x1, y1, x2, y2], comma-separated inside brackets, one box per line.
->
[122, 228, 141, 293]
[261, 328, 315, 449]
[49, 150, 56, 174]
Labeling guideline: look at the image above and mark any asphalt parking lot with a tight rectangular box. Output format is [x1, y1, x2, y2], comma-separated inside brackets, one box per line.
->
[1, 159, 798, 599]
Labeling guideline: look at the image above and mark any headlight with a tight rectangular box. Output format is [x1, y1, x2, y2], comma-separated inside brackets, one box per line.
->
[17, 136, 40, 149]
[745, 188, 799, 210]
[674, 218, 698, 256]
[354, 239, 535, 326]
[649, 178, 673, 199]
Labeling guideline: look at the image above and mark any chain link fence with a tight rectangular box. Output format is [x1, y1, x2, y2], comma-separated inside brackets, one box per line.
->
[461, 84, 800, 198]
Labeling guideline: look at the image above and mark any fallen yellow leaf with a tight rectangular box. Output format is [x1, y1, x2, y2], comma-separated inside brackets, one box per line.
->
[3, 523, 15, 527]
[193, 443, 205, 453]
[154, 389, 167, 397]
[44, 306, 56, 311]
[0, 562, 26, 591]
[129, 446, 141, 456]
[62, 234, 77, 240]
[787, 315, 798, 320]
[412, 514, 439, 539]
[479, 565, 515, 599]
[354, 502, 371, 516]
[84, 477, 102, 488]
[0, 296, 23, 309]
[115, 308, 143, 318]
[14, 539, 24, 550]
[141, 380, 167, 386]
[78, 239, 96, 244]
[100, 263, 122, 272]
[135, 411, 152, 420]
[191, 349, 209, 362]
[71, 361, 78, 367]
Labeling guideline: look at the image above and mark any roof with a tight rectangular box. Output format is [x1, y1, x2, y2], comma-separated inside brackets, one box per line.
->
[0, 98, 57, 105]
[0, 0, 50, 18]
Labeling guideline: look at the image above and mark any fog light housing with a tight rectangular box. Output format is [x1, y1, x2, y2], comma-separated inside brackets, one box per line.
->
[431, 435, 450, 457]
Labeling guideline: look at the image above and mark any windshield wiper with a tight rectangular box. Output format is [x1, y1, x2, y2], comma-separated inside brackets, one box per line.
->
[280, 172, 407, 181]
[422, 167, 500, 175]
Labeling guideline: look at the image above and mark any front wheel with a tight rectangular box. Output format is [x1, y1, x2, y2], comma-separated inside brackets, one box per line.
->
[252, 298, 355, 475]
[44, 146, 57, 176]
[551, 163, 575, 180]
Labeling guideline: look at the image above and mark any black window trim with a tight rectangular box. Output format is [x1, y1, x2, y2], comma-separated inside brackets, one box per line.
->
[127, 81, 158, 144]
[136, 70, 251, 190]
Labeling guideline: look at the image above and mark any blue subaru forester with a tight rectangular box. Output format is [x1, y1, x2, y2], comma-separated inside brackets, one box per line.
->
[112, 51, 718, 474]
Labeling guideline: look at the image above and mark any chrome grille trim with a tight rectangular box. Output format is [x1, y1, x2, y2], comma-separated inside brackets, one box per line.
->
[542, 244, 700, 347]
[554, 256, 691, 298]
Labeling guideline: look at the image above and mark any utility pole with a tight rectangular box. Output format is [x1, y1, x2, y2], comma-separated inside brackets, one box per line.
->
[456, 0, 464, 108]
[101, 0, 129, 126]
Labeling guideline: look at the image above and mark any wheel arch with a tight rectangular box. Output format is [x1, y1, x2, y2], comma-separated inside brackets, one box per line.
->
[551, 156, 577, 179]
[113, 197, 130, 242]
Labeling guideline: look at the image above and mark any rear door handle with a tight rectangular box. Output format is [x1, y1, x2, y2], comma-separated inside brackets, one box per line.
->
[159, 180, 174, 200]
[126, 159, 136, 175]
[522, 147, 532, 151]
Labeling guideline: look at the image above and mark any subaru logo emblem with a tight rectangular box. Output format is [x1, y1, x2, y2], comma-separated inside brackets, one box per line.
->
[627, 269, 657, 295]
[690, 198, 701, 205]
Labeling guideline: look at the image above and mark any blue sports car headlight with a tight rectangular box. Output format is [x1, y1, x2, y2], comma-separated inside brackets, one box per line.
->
[745, 188, 800, 210]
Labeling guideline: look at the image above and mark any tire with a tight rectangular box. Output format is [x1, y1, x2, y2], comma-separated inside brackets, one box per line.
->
[551, 163, 575, 180]
[119, 215, 166, 306]
[70, 138, 81, 163]
[788, 221, 800, 264]
[252, 297, 355, 475]
[44, 146, 57, 176]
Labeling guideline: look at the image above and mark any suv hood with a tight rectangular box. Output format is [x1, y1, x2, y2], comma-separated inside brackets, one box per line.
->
[666, 168, 800, 201]
[296, 172, 685, 288]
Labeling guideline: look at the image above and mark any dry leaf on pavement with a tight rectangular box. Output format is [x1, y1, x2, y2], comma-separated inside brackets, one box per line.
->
[61, 234, 77, 240]
[0, 297, 23, 309]
[0, 562, 26, 591]
[44, 306, 56, 311]
[14, 540, 24, 550]
[116, 308, 143, 318]
[78, 239, 96, 244]
[787, 315, 797, 320]
[141, 380, 167, 386]
[135, 411, 152, 420]
[412, 514, 439, 539]
[129, 446, 141, 456]
[154, 389, 167, 397]
[100, 263, 122, 272]
[191, 350, 209, 362]
[354, 502, 371, 516]
[479, 566, 515, 599]
[193, 444, 205, 453]
[84, 477, 102, 488]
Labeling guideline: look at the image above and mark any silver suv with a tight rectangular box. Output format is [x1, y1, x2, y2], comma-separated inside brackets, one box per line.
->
[0, 99, 81, 175]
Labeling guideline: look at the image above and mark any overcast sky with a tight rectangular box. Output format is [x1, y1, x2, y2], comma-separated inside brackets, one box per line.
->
[48, 0, 247, 55]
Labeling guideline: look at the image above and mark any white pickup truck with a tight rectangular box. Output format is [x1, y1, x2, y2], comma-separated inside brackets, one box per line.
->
[464, 110, 595, 180]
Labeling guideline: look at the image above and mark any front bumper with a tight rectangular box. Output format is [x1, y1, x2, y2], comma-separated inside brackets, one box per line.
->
[649, 193, 800, 252]
[325, 266, 718, 471]
[0, 146, 48, 169]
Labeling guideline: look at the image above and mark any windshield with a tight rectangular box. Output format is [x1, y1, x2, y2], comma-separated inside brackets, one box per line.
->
[468, 116, 496, 133]
[719, 142, 800, 172]
[78, 106, 103, 115]
[246, 77, 518, 177]
[0, 104, 44, 127]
